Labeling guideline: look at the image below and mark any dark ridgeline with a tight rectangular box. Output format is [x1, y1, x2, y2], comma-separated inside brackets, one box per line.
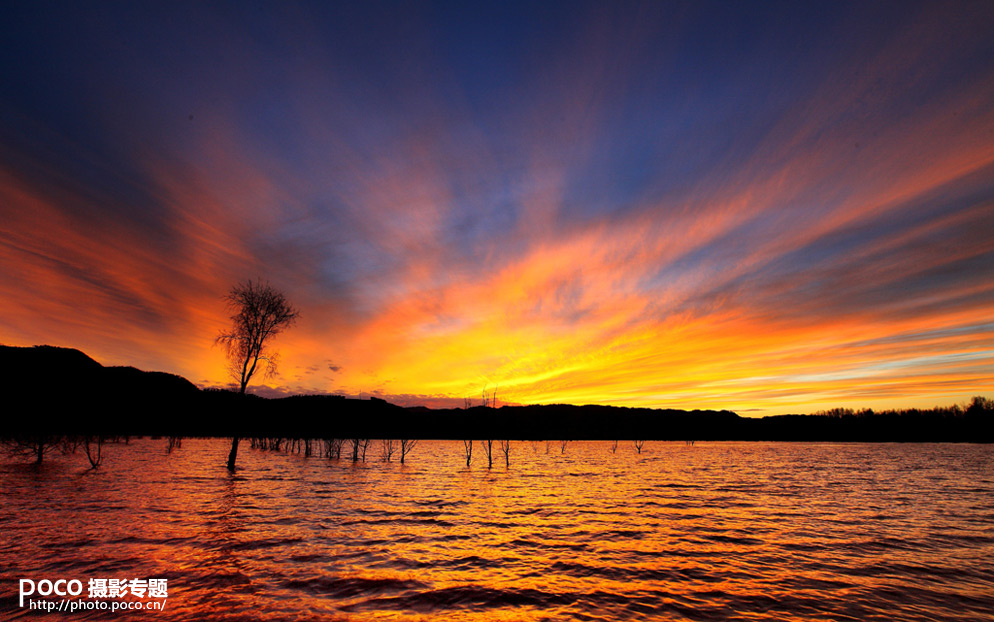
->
[1, 346, 992, 451]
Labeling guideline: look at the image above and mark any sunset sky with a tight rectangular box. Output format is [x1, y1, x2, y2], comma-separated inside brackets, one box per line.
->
[1, 1, 992, 414]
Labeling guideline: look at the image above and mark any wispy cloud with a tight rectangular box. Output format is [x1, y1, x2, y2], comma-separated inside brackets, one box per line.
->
[1, 2, 991, 413]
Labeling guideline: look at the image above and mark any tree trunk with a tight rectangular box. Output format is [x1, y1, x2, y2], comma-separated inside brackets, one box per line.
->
[227, 436, 240, 471]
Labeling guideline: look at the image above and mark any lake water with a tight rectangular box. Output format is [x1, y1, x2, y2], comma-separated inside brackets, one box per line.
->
[1, 439, 992, 621]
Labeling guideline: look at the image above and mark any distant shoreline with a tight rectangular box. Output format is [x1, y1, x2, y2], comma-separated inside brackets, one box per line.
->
[3, 344, 991, 443]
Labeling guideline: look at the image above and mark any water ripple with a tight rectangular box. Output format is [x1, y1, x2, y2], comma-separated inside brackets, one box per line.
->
[1, 440, 992, 621]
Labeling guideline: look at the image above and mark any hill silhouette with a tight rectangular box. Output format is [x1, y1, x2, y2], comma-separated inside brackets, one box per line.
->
[1, 345, 990, 442]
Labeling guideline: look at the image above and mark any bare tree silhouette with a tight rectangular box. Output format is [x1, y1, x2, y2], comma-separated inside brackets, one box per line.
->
[61, 436, 81, 454]
[3, 435, 63, 465]
[634, 439, 646, 454]
[482, 386, 498, 408]
[399, 439, 417, 464]
[324, 438, 344, 459]
[84, 436, 104, 469]
[500, 439, 511, 467]
[215, 279, 299, 471]
[381, 439, 395, 461]
[349, 438, 370, 462]
[463, 439, 473, 466]
[483, 439, 495, 469]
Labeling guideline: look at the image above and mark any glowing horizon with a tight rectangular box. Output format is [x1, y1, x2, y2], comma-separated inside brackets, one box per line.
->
[1, 2, 992, 415]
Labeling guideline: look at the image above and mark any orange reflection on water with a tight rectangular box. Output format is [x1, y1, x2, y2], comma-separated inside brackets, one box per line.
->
[1, 439, 992, 620]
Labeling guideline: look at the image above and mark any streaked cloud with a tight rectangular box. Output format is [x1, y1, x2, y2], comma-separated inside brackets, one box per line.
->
[0, 1, 991, 414]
